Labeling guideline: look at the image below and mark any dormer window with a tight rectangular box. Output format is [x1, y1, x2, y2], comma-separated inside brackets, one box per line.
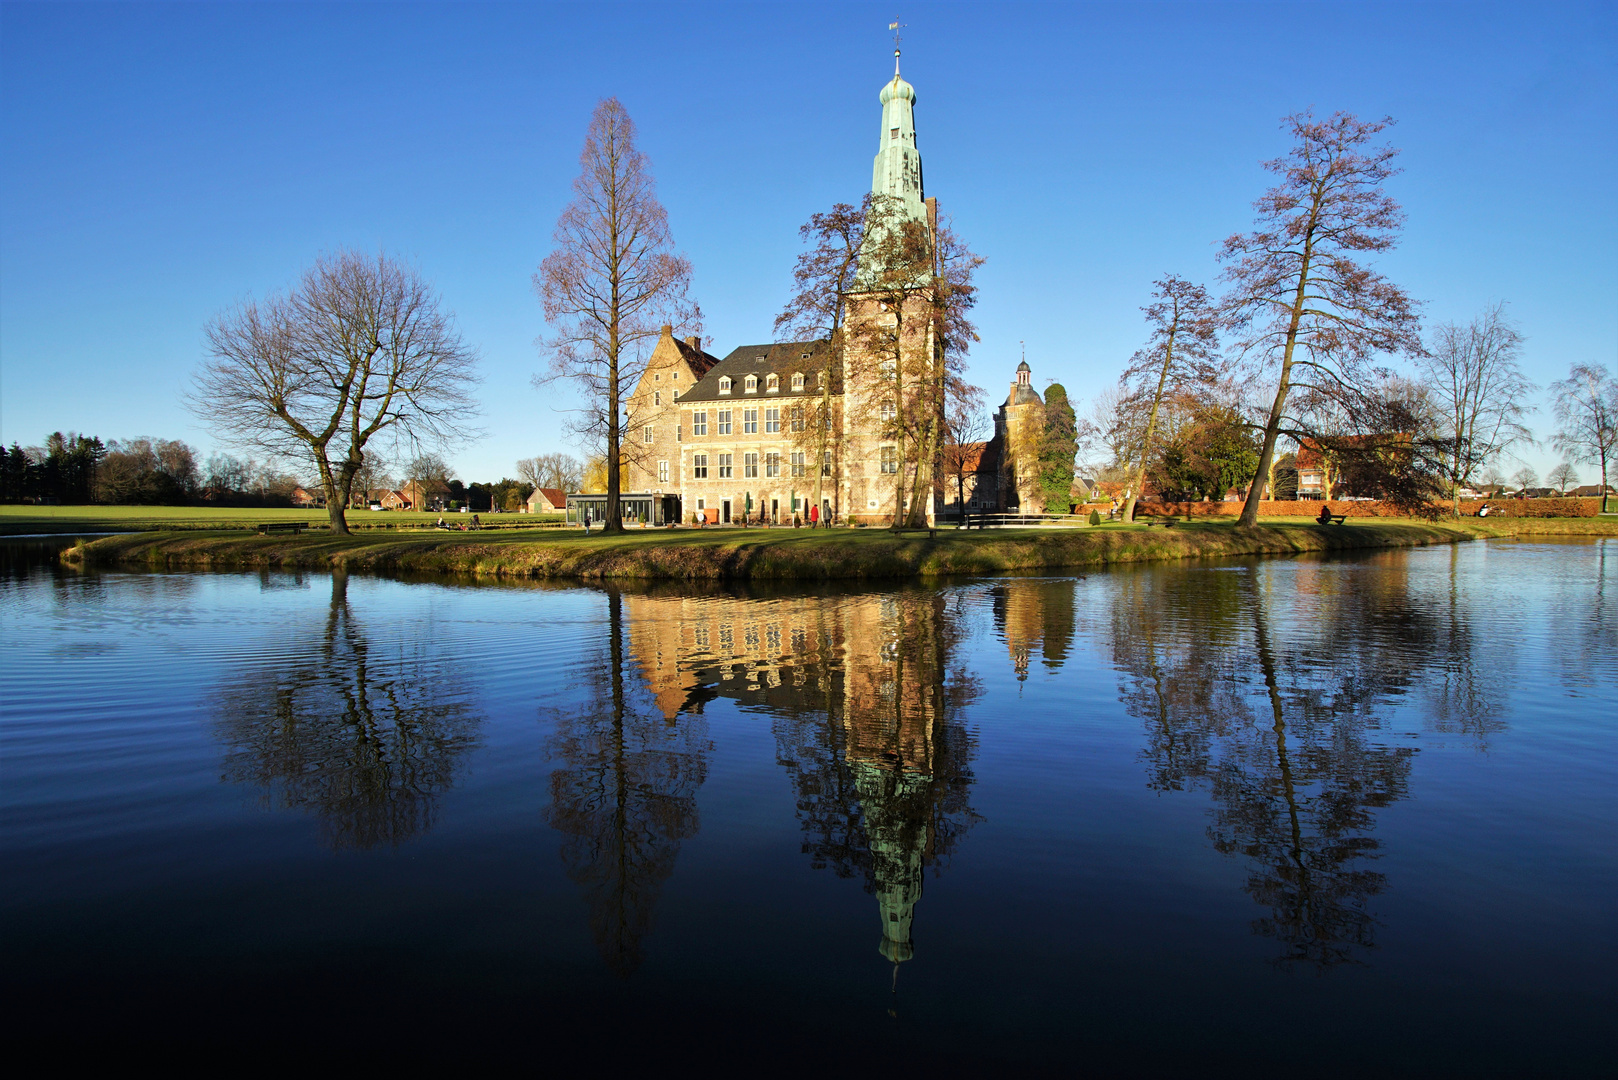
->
[744, 375, 758, 393]
[791, 372, 805, 391]
[766, 374, 779, 393]
[718, 377, 732, 395]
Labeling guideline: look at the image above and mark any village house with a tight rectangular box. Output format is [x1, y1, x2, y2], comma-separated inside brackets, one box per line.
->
[524, 487, 566, 514]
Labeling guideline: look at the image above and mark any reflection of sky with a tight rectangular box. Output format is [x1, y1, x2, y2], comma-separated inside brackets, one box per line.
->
[2, 540, 1614, 1069]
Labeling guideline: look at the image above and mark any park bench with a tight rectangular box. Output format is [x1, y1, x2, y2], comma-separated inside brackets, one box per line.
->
[256, 522, 309, 536]
[1143, 516, 1178, 528]
[1318, 513, 1347, 526]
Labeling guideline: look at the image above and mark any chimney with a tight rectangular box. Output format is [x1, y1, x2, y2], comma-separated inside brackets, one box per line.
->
[685, 335, 700, 351]
[660, 324, 673, 338]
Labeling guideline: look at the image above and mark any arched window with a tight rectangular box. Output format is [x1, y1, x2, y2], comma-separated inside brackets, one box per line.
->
[718, 376, 732, 395]
[744, 375, 758, 393]
[791, 372, 805, 391]
[766, 374, 779, 393]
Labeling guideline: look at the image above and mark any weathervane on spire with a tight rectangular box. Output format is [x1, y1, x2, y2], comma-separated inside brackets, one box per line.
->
[889, 19, 906, 74]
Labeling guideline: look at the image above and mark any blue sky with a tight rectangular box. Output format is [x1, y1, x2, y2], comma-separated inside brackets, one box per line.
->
[2, 1, 1614, 484]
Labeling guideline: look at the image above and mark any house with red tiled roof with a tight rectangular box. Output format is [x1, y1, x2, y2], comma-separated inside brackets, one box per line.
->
[525, 487, 566, 514]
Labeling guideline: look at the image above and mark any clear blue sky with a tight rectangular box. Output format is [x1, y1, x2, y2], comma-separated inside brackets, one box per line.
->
[3, 1, 1614, 485]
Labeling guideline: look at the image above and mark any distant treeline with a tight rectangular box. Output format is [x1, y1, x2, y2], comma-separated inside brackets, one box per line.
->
[1, 432, 301, 507]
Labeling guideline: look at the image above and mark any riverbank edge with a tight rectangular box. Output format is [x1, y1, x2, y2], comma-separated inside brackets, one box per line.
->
[58, 518, 1616, 581]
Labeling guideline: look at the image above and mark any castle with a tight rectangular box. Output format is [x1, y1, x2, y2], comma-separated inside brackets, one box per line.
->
[620, 50, 1045, 524]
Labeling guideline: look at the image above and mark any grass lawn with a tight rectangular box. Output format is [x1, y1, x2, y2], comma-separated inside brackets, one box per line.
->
[0, 504, 564, 535]
[58, 513, 1616, 582]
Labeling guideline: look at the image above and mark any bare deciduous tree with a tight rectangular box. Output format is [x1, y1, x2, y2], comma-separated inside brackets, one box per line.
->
[516, 452, 584, 496]
[1118, 275, 1222, 523]
[1221, 111, 1424, 527]
[1547, 462, 1579, 495]
[777, 199, 869, 519]
[1550, 363, 1617, 512]
[1511, 465, 1539, 492]
[534, 98, 698, 534]
[940, 381, 988, 519]
[193, 250, 479, 534]
[1419, 302, 1535, 515]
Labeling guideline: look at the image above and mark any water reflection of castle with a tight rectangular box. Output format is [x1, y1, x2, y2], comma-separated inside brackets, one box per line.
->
[622, 590, 982, 967]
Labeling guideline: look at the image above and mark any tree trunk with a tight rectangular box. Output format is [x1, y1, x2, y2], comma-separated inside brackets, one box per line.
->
[1123, 329, 1179, 526]
[316, 453, 350, 536]
[1237, 236, 1316, 528]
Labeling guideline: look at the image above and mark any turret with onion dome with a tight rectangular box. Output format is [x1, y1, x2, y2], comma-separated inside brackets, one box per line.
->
[871, 41, 926, 226]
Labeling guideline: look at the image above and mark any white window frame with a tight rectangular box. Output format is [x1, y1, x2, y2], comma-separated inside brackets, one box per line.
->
[693, 453, 708, 479]
[643, 425, 654, 444]
[719, 377, 732, 395]
[718, 453, 733, 479]
[880, 445, 898, 474]
[744, 375, 758, 393]
[658, 460, 669, 484]
[765, 453, 780, 478]
[791, 372, 805, 391]
[790, 451, 805, 477]
[718, 409, 732, 435]
[765, 407, 780, 433]
[743, 408, 758, 435]
[766, 374, 779, 392]
[692, 410, 707, 436]
[744, 452, 759, 479]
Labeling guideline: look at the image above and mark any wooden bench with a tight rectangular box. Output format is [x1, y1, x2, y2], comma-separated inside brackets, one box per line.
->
[1318, 514, 1347, 526]
[1143, 516, 1178, 527]
[256, 522, 309, 536]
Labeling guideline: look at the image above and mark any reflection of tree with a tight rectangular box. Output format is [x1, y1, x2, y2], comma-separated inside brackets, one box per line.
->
[772, 590, 982, 969]
[214, 571, 482, 850]
[1102, 560, 1450, 967]
[544, 589, 711, 977]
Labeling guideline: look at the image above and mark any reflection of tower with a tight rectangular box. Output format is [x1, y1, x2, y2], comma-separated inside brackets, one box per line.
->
[855, 761, 930, 965]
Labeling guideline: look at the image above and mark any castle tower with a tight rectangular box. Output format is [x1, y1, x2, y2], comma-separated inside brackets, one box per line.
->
[997, 360, 1045, 512]
[871, 47, 925, 225]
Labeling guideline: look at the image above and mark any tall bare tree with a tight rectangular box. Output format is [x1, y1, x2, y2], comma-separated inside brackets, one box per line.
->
[776, 199, 869, 520]
[1550, 363, 1617, 512]
[1419, 303, 1535, 515]
[193, 250, 479, 534]
[1547, 462, 1579, 495]
[940, 381, 988, 518]
[535, 98, 698, 534]
[1221, 111, 1424, 528]
[517, 452, 584, 495]
[1119, 276, 1222, 523]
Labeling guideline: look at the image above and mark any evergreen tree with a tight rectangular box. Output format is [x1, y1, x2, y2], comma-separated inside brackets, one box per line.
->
[1039, 383, 1078, 512]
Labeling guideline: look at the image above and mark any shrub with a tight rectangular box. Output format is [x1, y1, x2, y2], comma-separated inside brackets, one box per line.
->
[1089, 510, 1101, 526]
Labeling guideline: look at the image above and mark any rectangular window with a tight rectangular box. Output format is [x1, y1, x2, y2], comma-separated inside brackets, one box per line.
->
[693, 454, 708, 480]
[692, 410, 707, 436]
[880, 401, 895, 422]
[790, 451, 805, 477]
[765, 453, 780, 478]
[718, 409, 732, 435]
[658, 460, 669, 484]
[643, 425, 654, 444]
[743, 408, 758, 435]
[744, 453, 758, 479]
[653, 391, 661, 406]
[880, 445, 898, 474]
[791, 406, 804, 433]
[765, 407, 780, 433]
[718, 453, 733, 479]
[675, 423, 682, 442]
[822, 451, 833, 477]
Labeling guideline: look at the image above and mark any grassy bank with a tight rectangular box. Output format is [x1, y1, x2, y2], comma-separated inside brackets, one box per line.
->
[0, 504, 562, 535]
[58, 515, 1616, 582]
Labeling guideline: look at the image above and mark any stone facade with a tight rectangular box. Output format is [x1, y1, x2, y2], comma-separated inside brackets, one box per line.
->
[994, 361, 1045, 512]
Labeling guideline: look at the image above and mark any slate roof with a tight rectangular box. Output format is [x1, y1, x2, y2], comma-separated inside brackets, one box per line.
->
[1006, 383, 1042, 406]
[676, 339, 834, 404]
[672, 336, 721, 379]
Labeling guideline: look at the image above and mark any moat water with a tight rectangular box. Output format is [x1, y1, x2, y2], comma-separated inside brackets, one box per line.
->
[2, 538, 1613, 1070]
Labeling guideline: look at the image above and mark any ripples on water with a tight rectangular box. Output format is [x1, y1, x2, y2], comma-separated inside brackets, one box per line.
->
[1, 539, 1614, 1070]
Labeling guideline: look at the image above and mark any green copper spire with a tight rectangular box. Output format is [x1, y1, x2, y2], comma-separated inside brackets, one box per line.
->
[871, 45, 925, 224]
